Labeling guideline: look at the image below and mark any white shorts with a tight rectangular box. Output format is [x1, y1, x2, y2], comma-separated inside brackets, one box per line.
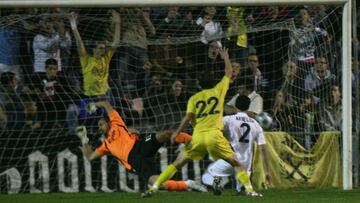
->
[207, 158, 251, 176]
[202, 159, 251, 192]
[206, 159, 234, 177]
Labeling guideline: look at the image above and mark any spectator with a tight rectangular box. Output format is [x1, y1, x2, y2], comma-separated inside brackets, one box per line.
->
[166, 79, 188, 112]
[118, 8, 155, 92]
[0, 9, 22, 79]
[225, 6, 250, 66]
[250, 6, 290, 101]
[197, 7, 223, 47]
[196, 41, 225, 82]
[148, 41, 185, 76]
[70, 10, 120, 98]
[230, 59, 241, 83]
[164, 79, 191, 128]
[227, 59, 242, 97]
[270, 89, 293, 131]
[225, 78, 263, 118]
[0, 71, 37, 132]
[6, 94, 41, 133]
[318, 84, 341, 131]
[180, 7, 203, 37]
[304, 56, 336, 103]
[69, 10, 120, 128]
[280, 61, 304, 106]
[289, 8, 328, 67]
[143, 73, 167, 129]
[49, 8, 74, 76]
[291, 91, 319, 149]
[241, 53, 268, 95]
[20, 9, 41, 81]
[33, 16, 71, 73]
[155, 7, 184, 38]
[28, 58, 79, 130]
[0, 72, 17, 130]
[0, 72, 29, 115]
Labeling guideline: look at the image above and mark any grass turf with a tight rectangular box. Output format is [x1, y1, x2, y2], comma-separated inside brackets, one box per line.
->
[1, 188, 360, 203]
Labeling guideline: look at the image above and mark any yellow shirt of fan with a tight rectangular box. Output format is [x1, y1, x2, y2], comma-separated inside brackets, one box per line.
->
[186, 76, 230, 132]
[80, 50, 114, 96]
[226, 6, 247, 48]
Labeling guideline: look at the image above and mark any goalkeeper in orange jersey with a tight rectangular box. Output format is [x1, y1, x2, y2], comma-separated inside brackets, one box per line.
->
[75, 101, 207, 193]
[143, 47, 262, 197]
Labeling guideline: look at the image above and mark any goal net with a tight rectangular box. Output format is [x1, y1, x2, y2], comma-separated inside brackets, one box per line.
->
[0, 4, 346, 193]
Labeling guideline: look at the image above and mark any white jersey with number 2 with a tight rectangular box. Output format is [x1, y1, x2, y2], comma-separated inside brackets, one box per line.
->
[201, 112, 266, 191]
[223, 112, 266, 171]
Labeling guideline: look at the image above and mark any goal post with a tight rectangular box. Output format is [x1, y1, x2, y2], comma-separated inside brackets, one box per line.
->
[0, 0, 353, 191]
[342, 0, 352, 190]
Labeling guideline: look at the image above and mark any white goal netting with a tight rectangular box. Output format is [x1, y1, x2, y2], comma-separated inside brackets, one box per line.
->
[0, 5, 344, 193]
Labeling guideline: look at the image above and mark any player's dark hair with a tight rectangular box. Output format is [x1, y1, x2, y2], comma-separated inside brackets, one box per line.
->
[235, 94, 251, 111]
[45, 58, 58, 69]
[199, 72, 216, 89]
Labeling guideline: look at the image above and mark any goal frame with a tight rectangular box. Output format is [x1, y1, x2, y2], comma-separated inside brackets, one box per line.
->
[0, 0, 352, 190]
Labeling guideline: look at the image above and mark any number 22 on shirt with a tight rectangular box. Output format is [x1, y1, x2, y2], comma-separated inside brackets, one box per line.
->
[195, 96, 220, 118]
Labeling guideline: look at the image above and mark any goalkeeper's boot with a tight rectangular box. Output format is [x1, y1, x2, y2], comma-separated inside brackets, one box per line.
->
[186, 180, 208, 192]
[141, 186, 158, 198]
[212, 176, 223, 196]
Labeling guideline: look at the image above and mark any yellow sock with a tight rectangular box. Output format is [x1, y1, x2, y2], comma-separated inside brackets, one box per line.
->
[154, 164, 177, 187]
[236, 171, 253, 192]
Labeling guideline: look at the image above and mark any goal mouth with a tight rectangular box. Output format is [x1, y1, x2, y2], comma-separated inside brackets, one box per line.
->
[0, 1, 353, 193]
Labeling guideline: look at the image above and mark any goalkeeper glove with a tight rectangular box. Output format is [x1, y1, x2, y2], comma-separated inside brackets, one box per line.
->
[86, 102, 97, 114]
[75, 125, 89, 145]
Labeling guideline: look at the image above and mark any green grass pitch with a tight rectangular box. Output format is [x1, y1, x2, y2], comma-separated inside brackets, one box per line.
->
[1, 188, 360, 203]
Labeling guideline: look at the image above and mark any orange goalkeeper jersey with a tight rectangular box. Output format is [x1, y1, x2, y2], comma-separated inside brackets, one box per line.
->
[95, 110, 138, 170]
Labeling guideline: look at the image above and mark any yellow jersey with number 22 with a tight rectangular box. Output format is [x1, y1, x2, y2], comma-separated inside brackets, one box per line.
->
[186, 76, 230, 133]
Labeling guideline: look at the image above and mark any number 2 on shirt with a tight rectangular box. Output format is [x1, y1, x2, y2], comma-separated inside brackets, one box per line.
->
[195, 96, 220, 118]
[239, 123, 250, 143]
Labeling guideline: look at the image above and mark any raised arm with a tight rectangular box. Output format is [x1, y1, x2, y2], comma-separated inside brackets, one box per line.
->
[170, 112, 195, 144]
[109, 10, 121, 49]
[218, 47, 233, 79]
[141, 8, 156, 35]
[69, 12, 87, 57]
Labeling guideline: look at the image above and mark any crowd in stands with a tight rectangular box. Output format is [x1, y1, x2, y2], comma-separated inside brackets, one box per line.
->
[0, 5, 356, 148]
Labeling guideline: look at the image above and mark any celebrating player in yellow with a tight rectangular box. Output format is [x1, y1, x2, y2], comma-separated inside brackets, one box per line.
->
[142, 47, 262, 197]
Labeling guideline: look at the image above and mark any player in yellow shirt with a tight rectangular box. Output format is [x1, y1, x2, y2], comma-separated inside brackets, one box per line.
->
[69, 10, 120, 97]
[143, 47, 261, 197]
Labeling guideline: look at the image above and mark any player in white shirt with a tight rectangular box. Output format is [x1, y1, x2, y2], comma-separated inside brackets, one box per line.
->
[202, 95, 271, 194]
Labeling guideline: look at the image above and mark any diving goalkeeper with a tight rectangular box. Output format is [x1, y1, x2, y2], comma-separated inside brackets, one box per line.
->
[75, 101, 207, 192]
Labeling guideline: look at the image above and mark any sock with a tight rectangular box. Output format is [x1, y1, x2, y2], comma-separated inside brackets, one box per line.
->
[154, 164, 177, 187]
[236, 171, 253, 193]
[175, 132, 192, 144]
[164, 180, 188, 191]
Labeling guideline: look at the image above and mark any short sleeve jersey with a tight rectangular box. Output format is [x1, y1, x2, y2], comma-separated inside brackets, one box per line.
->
[95, 110, 137, 170]
[80, 49, 114, 96]
[186, 76, 230, 132]
[222, 112, 266, 167]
